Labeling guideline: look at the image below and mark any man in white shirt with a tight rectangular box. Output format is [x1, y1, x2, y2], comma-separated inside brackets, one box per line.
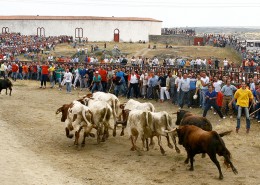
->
[196, 58, 201, 69]
[223, 58, 229, 71]
[200, 72, 210, 109]
[152, 56, 159, 66]
[127, 70, 139, 99]
[213, 76, 222, 92]
[140, 71, 148, 99]
[175, 72, 183, 107]
[73, 66, 80, 89]
[63, 68, 73, 93]
[177, 73, 191, 109]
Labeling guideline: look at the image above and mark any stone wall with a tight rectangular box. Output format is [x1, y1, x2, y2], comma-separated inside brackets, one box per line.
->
[149, 35, 195, 46]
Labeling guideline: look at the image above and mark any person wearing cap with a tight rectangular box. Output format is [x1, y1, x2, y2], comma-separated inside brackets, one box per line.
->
[91, 71, 102, 93]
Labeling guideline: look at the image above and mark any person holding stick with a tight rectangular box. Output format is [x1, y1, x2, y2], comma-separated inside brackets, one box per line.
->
[229, 81, 255, 133]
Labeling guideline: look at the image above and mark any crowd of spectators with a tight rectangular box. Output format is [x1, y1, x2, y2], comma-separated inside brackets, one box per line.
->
[0, 33, 73, 62]
[1, 60, 260, 126]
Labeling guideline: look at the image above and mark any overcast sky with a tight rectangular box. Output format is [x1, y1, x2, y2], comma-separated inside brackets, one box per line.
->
[1, 0, 260, 27]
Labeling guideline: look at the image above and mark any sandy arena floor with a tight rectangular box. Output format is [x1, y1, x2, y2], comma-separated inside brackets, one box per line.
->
[0, 80, 259, 185]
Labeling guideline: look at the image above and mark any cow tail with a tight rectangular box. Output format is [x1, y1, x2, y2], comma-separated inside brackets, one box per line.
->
[82, 108, 90, 125]
[214, 132, 232, 168]
[146, 111, 153, 131]
[150, 103, 155, 112]
[165, 113, 171, 131]
[113, 99, 119, 118]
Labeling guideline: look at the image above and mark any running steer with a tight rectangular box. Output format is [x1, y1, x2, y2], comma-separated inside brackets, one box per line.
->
[176, 125, 238, 180]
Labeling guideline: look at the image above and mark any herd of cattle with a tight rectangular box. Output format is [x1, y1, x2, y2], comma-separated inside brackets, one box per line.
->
[55, 91, 238, 180]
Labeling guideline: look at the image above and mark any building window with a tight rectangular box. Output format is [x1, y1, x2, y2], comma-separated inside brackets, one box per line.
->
[75, 28, 83, 38]
[2, 27, 9, 34]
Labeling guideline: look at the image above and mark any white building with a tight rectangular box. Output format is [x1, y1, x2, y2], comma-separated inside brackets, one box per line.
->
[0, 16, 162, 42]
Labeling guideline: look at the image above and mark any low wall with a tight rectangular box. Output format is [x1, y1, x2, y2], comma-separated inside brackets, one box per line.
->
[149, 35, 195, 46]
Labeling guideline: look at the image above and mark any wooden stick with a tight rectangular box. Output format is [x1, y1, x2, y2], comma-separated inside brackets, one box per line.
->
[250, 107, 260, 116]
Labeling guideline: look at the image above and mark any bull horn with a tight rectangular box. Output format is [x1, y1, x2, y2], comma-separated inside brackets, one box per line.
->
[164, 128, 177, 133]
[56, 108, 62, 114]
[86, 93, 93, 98]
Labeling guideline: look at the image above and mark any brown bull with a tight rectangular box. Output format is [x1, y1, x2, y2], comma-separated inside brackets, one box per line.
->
[176, 125, 238, 180]
[174, 110, 212, 131]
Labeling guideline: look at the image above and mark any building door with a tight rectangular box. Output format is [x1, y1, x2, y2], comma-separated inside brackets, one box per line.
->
[37, 27, 45, 37]
[75, 28, 83, 40]
[114, 29, 119, 42]
[2, 27, 9, 34]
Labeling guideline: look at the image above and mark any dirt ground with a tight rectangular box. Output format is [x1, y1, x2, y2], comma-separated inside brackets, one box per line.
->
[0, 80, 260, 185]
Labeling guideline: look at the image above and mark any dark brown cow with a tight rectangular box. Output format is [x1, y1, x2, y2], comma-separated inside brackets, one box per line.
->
[174, 110, 212, 131]
[176, 125, 238, 180]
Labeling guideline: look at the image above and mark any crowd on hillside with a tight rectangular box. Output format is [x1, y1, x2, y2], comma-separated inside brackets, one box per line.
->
[0, 33, 73, 61]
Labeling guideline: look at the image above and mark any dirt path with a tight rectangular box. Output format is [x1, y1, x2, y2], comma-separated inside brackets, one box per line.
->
[134, 48, 149, 57]
[0, 80, 260, 185]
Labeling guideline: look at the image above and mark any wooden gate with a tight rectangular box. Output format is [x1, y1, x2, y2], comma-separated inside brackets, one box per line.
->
[114, 29, 119, 42]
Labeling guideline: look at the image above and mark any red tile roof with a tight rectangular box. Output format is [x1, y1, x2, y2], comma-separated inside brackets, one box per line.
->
[0, 15, 162, 22]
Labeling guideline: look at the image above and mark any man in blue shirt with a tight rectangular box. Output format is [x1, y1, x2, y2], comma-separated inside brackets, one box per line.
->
[189, 74, 197, 107]
[114, 68, 126, 97]
[203, 84, 225, 119]
[148, 71, 159, 100]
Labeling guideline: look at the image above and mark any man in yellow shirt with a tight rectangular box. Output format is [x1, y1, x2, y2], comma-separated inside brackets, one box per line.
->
[229, 82, 255, 133]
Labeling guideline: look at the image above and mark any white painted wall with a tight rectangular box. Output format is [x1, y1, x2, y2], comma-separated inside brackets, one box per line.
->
[0, 20, 162, 42]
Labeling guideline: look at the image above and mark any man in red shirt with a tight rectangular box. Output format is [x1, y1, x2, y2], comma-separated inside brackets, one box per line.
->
[11, 62, 19, 81]
[40, 62, 49, 89]
[98, 66, 108, 92]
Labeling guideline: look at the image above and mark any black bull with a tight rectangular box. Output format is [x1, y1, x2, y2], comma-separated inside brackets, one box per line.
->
[174, 110, 212, 131]
[0, 78, 13, 96]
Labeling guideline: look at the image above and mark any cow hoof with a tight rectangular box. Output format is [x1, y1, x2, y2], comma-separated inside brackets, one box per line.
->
[81, 143, 85, 147]
[184, 159, 189, 164]
[113, 131, 116, 137]
[130, 147, 136, 151]
[120, 132, 124, 136]
[101, 137, 106, 142]
[149, 144, 155, 149]
[67, 134, 74, 139]
[160, 148, 166, 155]
[219, 175, 223, 180]
[189, 167, 194, 171]
[168, 143, 173, 149]
[175, 148, 181, 154]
